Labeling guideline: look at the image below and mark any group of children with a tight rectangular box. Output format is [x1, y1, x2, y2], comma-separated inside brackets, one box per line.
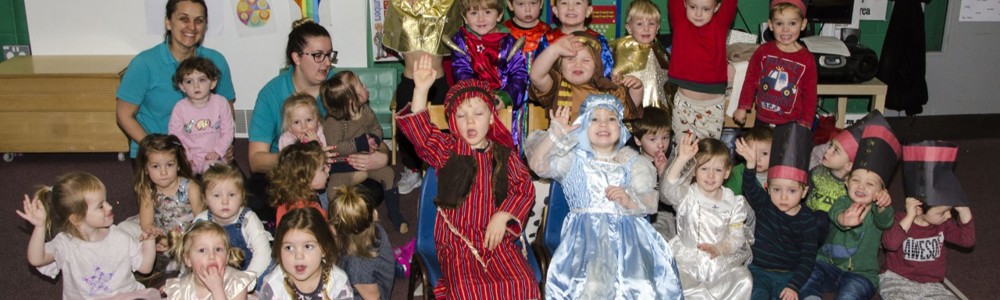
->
[17, 0, 976, 299]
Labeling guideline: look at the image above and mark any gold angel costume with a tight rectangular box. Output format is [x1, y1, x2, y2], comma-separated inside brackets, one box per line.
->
[610, 36, 671, 109]
[381, 0, 462, 55]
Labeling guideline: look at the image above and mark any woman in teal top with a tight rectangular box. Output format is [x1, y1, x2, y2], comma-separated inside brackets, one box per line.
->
[116, 0, 236, 158]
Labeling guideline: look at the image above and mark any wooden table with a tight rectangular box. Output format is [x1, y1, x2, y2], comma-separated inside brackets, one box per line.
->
[0, 55, 132, 161]
[725, 78, 887, 129]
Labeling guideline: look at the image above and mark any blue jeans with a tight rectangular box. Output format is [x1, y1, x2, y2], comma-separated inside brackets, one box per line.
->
[799, 260, 876, 300]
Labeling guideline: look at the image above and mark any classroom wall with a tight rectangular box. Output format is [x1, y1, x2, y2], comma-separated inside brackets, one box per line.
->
[23, 0, 1000, 115]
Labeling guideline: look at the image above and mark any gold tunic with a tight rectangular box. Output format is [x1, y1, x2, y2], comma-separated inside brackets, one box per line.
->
[382, 0, 462, 56]
[610, 36, 671, 108]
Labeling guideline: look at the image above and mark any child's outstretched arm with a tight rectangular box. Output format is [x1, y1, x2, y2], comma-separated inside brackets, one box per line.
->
[530, 37, 583, 98]
[409, 54, 436, 113]
[524, 106, 578, 180]
[661, 133, 698, 205]
[395, 54, 455, 169]
[16, 194, 54, 267]
[137, 228, 158, 274]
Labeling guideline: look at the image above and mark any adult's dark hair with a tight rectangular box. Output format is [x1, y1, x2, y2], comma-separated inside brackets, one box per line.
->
[164, 0, 208, 41]
[286, 18, 332, 67]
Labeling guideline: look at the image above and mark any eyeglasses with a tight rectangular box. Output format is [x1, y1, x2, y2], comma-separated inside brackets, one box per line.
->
[301, 50, 338, 63]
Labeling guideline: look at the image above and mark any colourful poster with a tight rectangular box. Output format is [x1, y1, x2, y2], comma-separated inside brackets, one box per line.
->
[234, 0, 276, 37]
[370, 0, 399, 62]
[289, 0, 333, 26]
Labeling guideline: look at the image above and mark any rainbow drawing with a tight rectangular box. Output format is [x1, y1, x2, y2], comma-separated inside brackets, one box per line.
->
[294, 0, 321, 22]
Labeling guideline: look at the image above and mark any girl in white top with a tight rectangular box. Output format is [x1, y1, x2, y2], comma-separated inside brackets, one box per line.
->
[193, 163, 273, 285]
[259, 208, 353, 300]
[661, 133, 754, 300]
[17, 172, 160, 300]
[164, 221, 256, 299]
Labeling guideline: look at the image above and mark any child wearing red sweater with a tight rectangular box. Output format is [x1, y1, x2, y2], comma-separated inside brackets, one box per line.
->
[734, 0, 817, 128]
[668, 0, 738, 140]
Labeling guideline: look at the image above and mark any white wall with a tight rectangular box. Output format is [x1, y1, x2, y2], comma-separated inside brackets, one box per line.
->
[24, 0, 369, 111]
[920, 0, 1000, 116]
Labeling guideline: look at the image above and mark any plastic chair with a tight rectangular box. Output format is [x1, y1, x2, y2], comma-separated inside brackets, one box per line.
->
[407, 168, 543, 299]
[332, 67, 397, 138]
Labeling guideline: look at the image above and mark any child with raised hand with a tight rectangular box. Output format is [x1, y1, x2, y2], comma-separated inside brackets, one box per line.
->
[382, 0, 462, 195]
[320, 71, 408, 233]
[193, 163, 273, 284]
[530, 32, 639, 121]
[535, 0, 615, 78]
[668, 0, 739, 140]
[328, 185, 395, 300]
[879, 141, 975, 300]
[259, 208, 353, 300]
[277, 93, 327, 150]
[611, 0, 671, 109]
[396, 54, 539, 299]
[734, 0, 817, 128]
[526, 94, 682, 298]
[805, 111, 890, 245]
[661, 133, 752, 299]
[504, 0, 550, 64]
[631, 106, 678, 240]
[268, 141, 330, 224]
[735, 123, 818, 300]
[130, 134, 204, 255]
[724, 127, 773, 196]
[17, 172, 160, 299]
[168, 57, 235, 175]
[164, 221, 257, 299]
[799, 124, 900, 300]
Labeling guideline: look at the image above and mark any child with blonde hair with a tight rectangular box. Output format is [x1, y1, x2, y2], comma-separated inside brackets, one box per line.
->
[194, 163, 273, 283]
[396, 55, 539, 298]
[611, 0, 671, 108]
[259, 208, 353, 299]
[17, 172, 160, 299]
[328, 185, 396, 300]
[164, 221, 257, 299]
[668, 0, 739, 140]
[320, 71, 407, 233]
[661, 134, 753, 299]
[277, 93, 328, 150]
[268, 141, 330, 224]
[168, 56, 235, 174]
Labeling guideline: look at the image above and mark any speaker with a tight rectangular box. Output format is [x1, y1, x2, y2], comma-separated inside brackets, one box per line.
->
[841, 28, 861, 45]
[812, 43, 879, 83]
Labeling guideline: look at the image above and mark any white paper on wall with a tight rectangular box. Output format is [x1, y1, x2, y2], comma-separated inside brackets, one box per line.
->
[858, 0, 888, 20]
[960, 0, 1000, 22]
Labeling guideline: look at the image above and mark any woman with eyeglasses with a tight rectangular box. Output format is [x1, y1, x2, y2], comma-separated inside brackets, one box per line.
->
[247, 18, 392, 228]
[116, 0, 236, 161]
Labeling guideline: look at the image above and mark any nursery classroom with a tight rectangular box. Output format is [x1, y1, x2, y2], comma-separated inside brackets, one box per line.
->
[1, 0, 999, 299]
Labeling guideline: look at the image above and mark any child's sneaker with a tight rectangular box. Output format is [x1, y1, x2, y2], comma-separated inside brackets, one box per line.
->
[393, 238, 416, 278]
[398, 168, 422, 194]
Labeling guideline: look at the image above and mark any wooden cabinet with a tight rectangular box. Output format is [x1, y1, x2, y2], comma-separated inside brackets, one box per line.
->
[0, 55, 132, 157]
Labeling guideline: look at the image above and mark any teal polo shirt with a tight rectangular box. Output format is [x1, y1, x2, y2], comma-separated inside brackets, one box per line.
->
[248, 67, 331, 153]
[116, 41, 236, 157]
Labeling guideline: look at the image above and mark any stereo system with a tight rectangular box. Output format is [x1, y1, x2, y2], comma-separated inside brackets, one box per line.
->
[810, 42, 879, 83]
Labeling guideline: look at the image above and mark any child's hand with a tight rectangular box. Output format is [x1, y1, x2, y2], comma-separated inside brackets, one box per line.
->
[733, 109, 748, 127]
[196, 264, 226, 296]
[548, 105, 579, 135]
[139, 227, 162, 242]
[367, 134, 379, 153]
[484, 212, 513, 251]
[697, 243, 720, 259]
[551, 36, 584, 58]
[873, 190, 892, 208]
[299, 131, 319, 143]
[676, 132, 698, 161]
[839, 202, 871, 228]
[733, 137, 757, 169]
[654, 151, 669, 175]
[605, 186, 636, 210]
[618, 75, 643, 90]
[904, 197, 923, 218]
[954, 206, 973, 224]
[412, 54, 438, 91]
[204, 152, 221, 162]
[780, 287, 799, 300]
[15, 194, 47, 227]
